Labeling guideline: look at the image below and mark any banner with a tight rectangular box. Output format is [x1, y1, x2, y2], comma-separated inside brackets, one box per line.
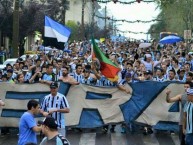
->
[0, 82, 184, 130]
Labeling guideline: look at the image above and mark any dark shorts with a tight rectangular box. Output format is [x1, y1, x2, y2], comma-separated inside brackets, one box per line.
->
[185, 133, 193, 145]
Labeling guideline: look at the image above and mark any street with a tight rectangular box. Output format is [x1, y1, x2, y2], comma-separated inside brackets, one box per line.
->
[0, 126, 180, 145]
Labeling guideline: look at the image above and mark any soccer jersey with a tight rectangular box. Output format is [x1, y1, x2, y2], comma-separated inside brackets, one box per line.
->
[153, 76, 166, 82]
[40, 134, 70, 145]
[70, 72, 83, 83]
[184, 102, 193, 134]
[41, 93, 69, 128]
[81, 77, 95, 85]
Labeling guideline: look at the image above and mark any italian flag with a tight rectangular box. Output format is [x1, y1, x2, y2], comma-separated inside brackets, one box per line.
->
[92, 38, 120, 82]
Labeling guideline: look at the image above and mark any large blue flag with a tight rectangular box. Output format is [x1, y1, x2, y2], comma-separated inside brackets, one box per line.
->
[44, 16, 71, 49]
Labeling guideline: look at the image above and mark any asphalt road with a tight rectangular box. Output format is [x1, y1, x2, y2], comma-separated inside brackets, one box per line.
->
[0, 126, 180, 145]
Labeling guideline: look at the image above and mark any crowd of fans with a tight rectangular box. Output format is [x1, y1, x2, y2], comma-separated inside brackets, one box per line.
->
[0, 39, 193, 89]
[1, 38, 193, 144]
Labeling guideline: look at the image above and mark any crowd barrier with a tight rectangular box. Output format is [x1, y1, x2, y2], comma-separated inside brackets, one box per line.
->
[0, 81, 184, 131]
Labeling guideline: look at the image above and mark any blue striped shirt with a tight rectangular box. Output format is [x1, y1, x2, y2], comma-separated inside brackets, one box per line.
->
[70, 72, 83, 83]
[40, 92, 69, 128]
[81, 77, 95, 85]
[96, 76, 116, 87]
[184, 102, 193, 134]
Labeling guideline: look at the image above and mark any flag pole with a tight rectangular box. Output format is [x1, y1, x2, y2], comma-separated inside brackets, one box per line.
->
[43, 15, 46, 54]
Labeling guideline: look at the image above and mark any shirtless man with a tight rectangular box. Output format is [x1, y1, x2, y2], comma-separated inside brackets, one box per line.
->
[58, 66, 79, 85]
[166, 81, 193, 145]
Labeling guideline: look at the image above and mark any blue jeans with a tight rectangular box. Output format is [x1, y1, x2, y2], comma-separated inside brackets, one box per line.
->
[185, 133, 193, 145]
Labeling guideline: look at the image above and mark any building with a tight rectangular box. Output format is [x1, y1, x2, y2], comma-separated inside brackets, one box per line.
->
[1, 0, 102, 53]
[66, 0, 101, 25]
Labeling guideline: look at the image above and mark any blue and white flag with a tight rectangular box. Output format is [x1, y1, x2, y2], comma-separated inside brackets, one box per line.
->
[44, 16, 71, 43]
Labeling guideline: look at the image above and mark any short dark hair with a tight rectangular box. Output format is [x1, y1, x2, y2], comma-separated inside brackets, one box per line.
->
[17, 73, 23, 81]
[185, 81, 193, 88]
[85, 64, 91, 70]
[63, 66, 69, 71]
[57, 60, 62, 63]
[6, 63, 12, 67]
[76, 64, 82, 69]
[36, 59, 41, 62]
[187, 72, 193, 77]
[27, 100, 39, 110]
[19, 61, 25, 66]
[185, 62, 191, 66]
[172, 59, 178, 65]
[169, 69, 176, 75]
[46, 64, 53, 69]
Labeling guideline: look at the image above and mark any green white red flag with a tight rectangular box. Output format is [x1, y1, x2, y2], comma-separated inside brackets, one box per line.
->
[91, 38, 120, 82]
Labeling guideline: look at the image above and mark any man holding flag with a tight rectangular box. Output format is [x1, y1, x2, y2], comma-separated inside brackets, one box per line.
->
[91, 38, 120, 83]
[91, 38, 131, 133]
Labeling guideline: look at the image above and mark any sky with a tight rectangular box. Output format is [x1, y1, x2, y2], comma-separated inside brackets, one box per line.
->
[99, 1, 160, 40]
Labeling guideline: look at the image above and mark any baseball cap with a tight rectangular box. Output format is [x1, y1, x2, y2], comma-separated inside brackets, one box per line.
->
[146, 49, 150, 52]
[125, 72, 132, 78]
[22, 65, 29, 71]
[39, 116, 58, 129]
[145, 54, 152, 58]
[111, 52, 116, 55]
[187, 88, 193, 95]
[50, 82, 58, 89]
[144, 70, 153, 75]
[73, 57, 78, 60]
[7, 69, 13, 73]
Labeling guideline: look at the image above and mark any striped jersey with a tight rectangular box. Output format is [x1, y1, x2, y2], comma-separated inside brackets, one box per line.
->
[184, 102, 193, 134]
[40, 92, 69, 128]
[95, 76, 116, 87]
[70, 72, 83, 83]
[54, 69, 63, 81]
[153, 76, 166, 82]
[81, 77, 96, 85]
[24, 72, 32, 81]
[40, 134, 70, 145]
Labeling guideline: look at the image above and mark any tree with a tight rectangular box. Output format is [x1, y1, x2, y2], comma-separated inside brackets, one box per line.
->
[150, 0, 193, 39]
[0, 0, 13, 44]
[46, 0, 62, 22]
[17, 1, 46, 56]
[81, 0, 86, 38]
[66, 20, 80, 41]
[60, 0, 70, 24]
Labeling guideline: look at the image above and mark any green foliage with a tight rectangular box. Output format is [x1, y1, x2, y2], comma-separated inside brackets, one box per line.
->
[0, 0, 13, 38]
[150, 0, 193, 39]
[0, 0, 70, 41]
[65, 20, 110, 41]
[66, 20, 81, 41]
